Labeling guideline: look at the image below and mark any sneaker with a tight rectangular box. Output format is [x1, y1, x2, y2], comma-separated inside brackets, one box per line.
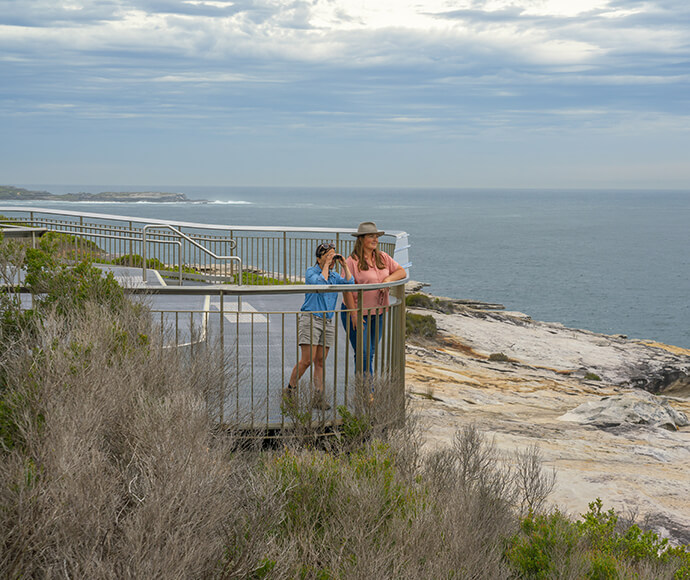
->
[311, 391, 331, 411]
[282, 384, 297, 405]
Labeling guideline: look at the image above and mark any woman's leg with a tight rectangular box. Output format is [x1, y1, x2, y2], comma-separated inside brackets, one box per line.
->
[364, 314, 384, 375]
[312, 345, 330, 393]
[288, 344, 318, 387]
[341, 305, 363, 372]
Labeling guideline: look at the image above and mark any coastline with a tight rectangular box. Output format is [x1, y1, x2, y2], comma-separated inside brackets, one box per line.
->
[0, 185, 206, 203]
[404, 282, 690, 544]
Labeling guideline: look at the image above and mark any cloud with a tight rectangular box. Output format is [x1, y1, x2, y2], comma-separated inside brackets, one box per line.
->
[1, 0, 690, 187]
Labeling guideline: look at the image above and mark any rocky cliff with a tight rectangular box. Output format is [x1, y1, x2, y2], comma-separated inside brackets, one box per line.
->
[405, 283, 690, 544]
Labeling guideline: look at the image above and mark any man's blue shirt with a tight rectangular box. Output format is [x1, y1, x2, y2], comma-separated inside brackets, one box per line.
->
[301, 265, 354, 319]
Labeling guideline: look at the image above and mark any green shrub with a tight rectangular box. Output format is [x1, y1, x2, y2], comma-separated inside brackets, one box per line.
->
[505, 510, 581, 578]
[405, 292, 455, 313]
[587, 553, 620, 579]
[489, 352, 512, 362]
[406, 292, 435, 309]
[406, 313, 437, 338]
[111, 253, 166, 269]
[337, 405, 372, 443]
[505, 498, 690, 579]
[39, 230, 104, 261]
[234, 271, 294, 285]
[26, 256, 126, 316]
[585, 372, 602, 381]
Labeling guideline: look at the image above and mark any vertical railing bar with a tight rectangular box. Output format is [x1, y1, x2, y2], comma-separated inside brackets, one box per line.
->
[333, 306, 339, 413]
[357, 289, 364, 385]
[266, 313, 270, 428]
[386, 306, 391, 376]
[374, 309, 381, 375]
[220, 289, 225, 424]
[281, 313, 286, 428]
[344, 303, 350, 407]
[235, 309, 240, 423]
[190, 311, 194, 358]
[308, 314, 313, 395]
[250, 312, 255, 429]
[283, 231, 288, 283]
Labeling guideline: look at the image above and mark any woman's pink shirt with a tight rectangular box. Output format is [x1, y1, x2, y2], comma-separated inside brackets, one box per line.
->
[344, 252, 401, 313]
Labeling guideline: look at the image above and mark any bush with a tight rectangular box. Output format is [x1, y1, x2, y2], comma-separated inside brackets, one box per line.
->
[111, 253, 166, 270]
[406, 292, 455, 313]
[233, 271, 294, 285]
[3, 238, 689, 579]
[406, 312, 437, 338]
[39, 230, 104, 261]
[406, 292, 435, 309]
[505, 498, 690, 579]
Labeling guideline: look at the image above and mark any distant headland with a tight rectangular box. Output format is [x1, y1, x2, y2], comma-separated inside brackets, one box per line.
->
[0, 185, 206, 203]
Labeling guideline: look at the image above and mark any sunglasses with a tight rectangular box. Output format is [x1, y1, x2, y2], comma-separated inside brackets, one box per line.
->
[315, 242, 335, 258]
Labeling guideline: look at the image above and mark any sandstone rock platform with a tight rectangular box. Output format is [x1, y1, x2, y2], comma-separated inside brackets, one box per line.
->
[405, 287, 690, 544]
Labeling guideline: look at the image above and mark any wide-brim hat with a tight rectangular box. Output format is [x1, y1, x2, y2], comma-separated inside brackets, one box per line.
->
[351, 221, 385, 237]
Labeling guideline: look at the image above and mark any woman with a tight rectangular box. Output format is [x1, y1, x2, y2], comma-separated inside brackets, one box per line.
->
[284, 242, 353, 410]
[341, 221, 406, 375]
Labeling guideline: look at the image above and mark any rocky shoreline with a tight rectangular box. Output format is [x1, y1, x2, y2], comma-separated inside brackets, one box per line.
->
[0, 185, 204, 203]
[404, 282, 690, 544]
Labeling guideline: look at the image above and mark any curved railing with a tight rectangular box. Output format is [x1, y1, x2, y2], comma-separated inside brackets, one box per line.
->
[0, 207, 410, 284]
[0, 207, 411, 433]
[128, 281, 407, 431]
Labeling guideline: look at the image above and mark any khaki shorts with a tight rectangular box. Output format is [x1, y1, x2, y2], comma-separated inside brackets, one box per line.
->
[298, 313, 335, 348]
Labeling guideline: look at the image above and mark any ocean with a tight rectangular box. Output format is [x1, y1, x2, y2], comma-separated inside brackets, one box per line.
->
[7, 185, 690, 349]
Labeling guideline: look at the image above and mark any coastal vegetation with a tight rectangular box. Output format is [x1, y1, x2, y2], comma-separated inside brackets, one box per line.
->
[1, 233, 689, 578]
[406, 291, 456, 313]
[406, 312, 438, 338]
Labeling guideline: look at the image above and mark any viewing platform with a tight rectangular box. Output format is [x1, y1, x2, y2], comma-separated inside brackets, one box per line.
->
[1, 207, 411, 434]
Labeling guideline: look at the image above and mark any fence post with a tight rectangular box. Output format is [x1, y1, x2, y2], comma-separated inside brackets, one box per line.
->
[356, 288, 364, 410]
[219, 288, 225, 424]
[283, 231, 287, 283]
[391, 282, 406, 420]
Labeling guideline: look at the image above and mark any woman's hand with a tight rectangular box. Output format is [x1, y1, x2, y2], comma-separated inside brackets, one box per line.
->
[349, 311, 357, 329]
[383, 266, 406, 283]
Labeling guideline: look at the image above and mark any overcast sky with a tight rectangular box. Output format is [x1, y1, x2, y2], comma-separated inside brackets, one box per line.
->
[1, 0, 689, 189]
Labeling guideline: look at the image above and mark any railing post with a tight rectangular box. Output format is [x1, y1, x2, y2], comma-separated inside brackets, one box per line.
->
[356, 288, 364, 379]
[177, 240, 183, 286]
[283, 231, 287, 283]
[219, 288, 225, 424]
[142, 226, 148, 282]
[392, 282, 406, 420]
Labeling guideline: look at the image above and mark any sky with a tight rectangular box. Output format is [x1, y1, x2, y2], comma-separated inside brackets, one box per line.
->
[1, 0, 690, 189]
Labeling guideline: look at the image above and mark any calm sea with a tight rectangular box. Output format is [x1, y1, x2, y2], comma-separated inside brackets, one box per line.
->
[8, 186, 690, 349]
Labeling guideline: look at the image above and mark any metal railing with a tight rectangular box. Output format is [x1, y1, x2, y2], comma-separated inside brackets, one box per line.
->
[0, 207, 409, 284]
[141, 223, 242, 285]
[125, 281, 407, 431]
[0, 207, 411, 433]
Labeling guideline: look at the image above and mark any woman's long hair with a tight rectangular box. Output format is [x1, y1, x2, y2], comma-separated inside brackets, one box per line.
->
[351, 236, 385, 271]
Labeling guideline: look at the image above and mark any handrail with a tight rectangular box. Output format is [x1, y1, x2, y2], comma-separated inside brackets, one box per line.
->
[0, 206, 407, 240]
[142, 224, 242, 286]
[120, 277, 407, 296]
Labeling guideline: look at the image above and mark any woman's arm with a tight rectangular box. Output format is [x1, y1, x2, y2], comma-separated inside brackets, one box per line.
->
[383, 265, 406, 283]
